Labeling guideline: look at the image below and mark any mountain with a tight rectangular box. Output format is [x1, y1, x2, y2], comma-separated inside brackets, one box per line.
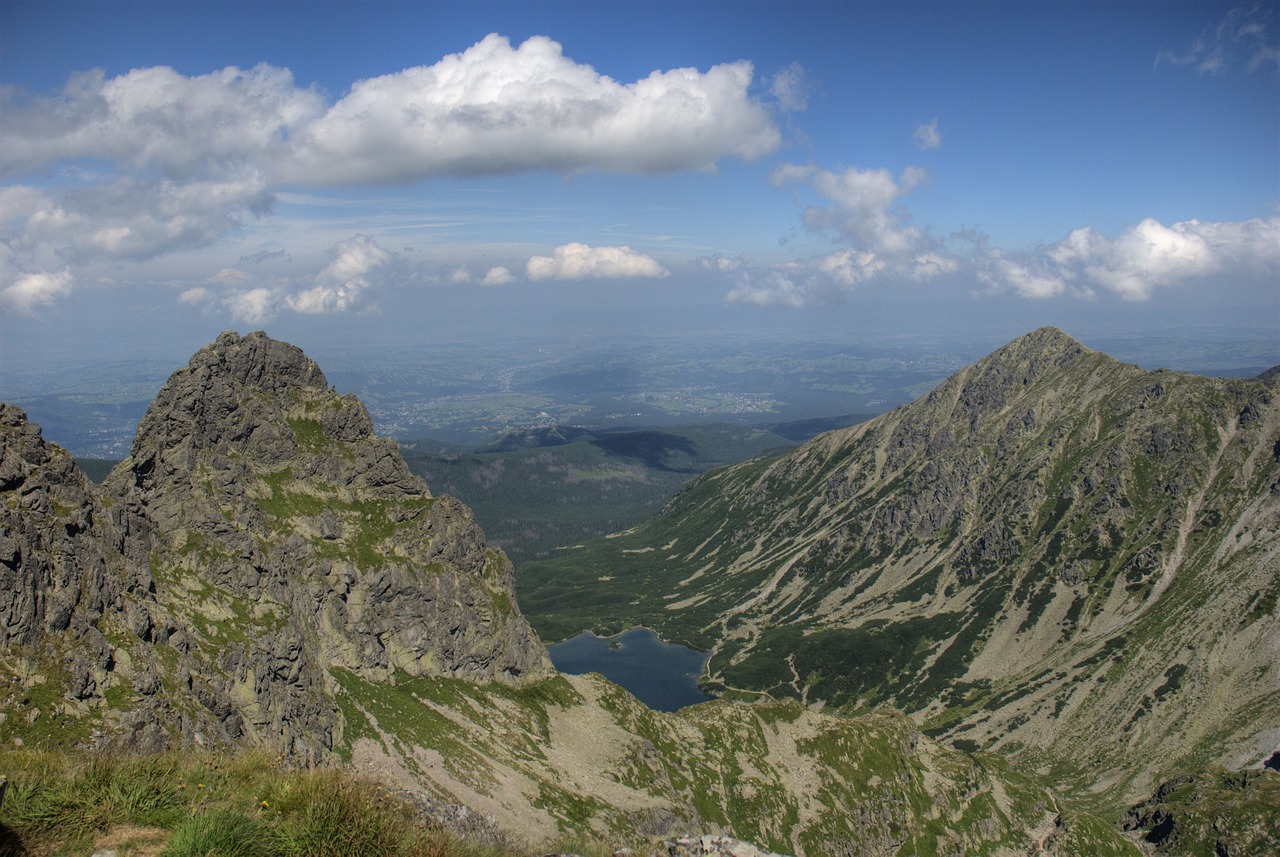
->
[1, 330, 1141, 854]
[3, 331, 550, 761]
[403, 422, 803, 564]
[520, 327, 1280, 810]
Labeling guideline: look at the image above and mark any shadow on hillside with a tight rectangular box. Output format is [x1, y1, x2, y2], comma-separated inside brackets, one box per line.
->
[591, 431, 699, 472]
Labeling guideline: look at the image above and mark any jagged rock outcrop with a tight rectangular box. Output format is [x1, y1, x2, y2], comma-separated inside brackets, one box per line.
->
[521, 326, 1280, 809]
[1, 331, 550, 759]
[0, 402, 119, 648]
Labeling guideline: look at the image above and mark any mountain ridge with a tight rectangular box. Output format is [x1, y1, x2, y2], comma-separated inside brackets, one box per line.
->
[2, 329, 1152, 854]
[520, 326, 1280, 809]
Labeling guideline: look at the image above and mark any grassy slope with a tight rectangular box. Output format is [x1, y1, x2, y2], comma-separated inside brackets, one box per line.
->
[328, 669, 1138, 856]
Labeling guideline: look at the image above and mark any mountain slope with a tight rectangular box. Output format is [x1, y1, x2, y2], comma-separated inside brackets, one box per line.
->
[1, 330, 1142, 854]
[520, 327, 1280, 808]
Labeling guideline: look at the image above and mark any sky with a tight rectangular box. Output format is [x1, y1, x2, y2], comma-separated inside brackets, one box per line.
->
[1, 0, 1278, 371]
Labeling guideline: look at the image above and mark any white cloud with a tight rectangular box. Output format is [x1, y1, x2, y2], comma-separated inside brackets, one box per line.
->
[526, 242, 669, 280]
[697, 254, 747, 274]
[176, 235, 400, 321]
[284, 234, 393, 313]
[226, 287, 277, 325]
[178, 286, 212, 305]
[977, 216, 1280, 301]
[481, 266, 515, 286]
[1, 64, 322, 179]
[912, 117, 941, 150]
[1, 269, 72, 313]
[769, 62, 809, 112]
[772, 162, 929, 256]
[283, 34, 780, 184]
[976, 253, 1072, 300]
[718, 204, 1278, 307]
[16, 173, 272, 263]
[816, 249, 887, 286]
[911, 252, 960, 280]
[725, 264, 815, 308]
[0, 35, 779, 308]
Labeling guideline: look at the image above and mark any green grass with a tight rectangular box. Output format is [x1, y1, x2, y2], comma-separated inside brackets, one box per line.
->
[0, 748, 520, 857]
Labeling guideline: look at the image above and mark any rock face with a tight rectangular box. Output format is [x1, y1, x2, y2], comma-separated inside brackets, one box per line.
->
[1, 402, 117, 648]
[522, 326, 1280, 809]
[1, 331, 550, 758]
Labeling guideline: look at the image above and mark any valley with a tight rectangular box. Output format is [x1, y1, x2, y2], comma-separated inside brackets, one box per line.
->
[1, 328, 1276, 856]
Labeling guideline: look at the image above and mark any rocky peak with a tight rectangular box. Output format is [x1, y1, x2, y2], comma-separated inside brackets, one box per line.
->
[4, 332, 550, 759]
[120, 329, 414, 495]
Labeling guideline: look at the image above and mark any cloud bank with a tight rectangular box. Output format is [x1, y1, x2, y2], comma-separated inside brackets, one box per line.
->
[180, 234, 398, 324]
[0, 34, 778, 309]
[721, 213, 1280, 308]
[526, 243, 670, 281]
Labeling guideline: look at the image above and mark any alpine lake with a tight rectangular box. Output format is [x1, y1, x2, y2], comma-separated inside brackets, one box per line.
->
[546, 628, 714, 712]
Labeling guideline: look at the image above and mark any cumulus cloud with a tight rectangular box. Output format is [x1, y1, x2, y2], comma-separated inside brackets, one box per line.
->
[0, 34, 779, 308]
[1156, 5, 1280, 74]
[696, 254, 747, 274]
[977, 217, 1280, 301]
[226, 287, 277, 325]
[8, 173, 273, 267]
[769, 62, 810, 112]
[719, 208, 1278, 307]
[720, 161, 973, 307]
[721, 244, 961, 307]
[526, 242, 669, 280]
[283, 34, 780, 184]
[284, 234, 393, 313]
[481, 266, 515, 286]
[912, 117, 941, 150]
[178, 286, 212, 305]
[176, 235, 399, 322]
[1, 63, 322, 178]
[772, 162, 929, 256]
[1, 269, 73, 313]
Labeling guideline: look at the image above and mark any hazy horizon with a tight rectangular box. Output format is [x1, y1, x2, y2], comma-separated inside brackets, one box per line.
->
[2, 0, 1277, 433]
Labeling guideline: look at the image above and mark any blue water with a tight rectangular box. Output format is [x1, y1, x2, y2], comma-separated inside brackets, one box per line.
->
[547, 627, 715, 712]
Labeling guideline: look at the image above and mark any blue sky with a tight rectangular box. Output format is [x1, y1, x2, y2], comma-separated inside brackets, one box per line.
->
[1, 0, 1277, 366]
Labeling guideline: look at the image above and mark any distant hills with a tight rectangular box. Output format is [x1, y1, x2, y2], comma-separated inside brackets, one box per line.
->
[520, 326, 1280, 812]
[401, 418, 868, 565]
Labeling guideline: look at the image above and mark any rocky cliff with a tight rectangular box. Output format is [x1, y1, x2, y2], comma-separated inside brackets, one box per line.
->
[521, 327, 1280, 809]
[1, 331, 551, 759]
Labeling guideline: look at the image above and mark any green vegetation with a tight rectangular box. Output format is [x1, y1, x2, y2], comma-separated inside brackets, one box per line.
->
[0, 748, 536, 857]
[255, 466, 434, 570]
[402, 422, 811, 566]
[516, 330, 1280, 827]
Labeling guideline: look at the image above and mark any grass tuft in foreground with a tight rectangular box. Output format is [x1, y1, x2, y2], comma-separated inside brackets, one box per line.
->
[0, 748, 522, 857]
